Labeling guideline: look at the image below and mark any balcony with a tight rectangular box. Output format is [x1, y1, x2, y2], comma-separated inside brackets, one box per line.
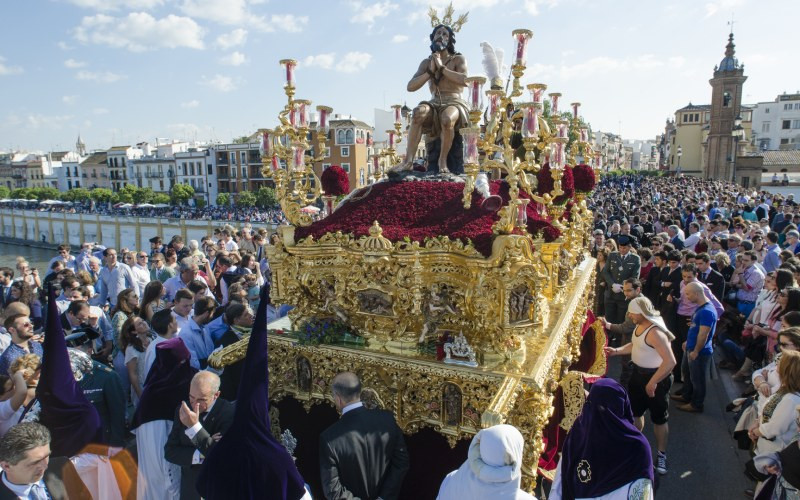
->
[82, 173, 87, 178]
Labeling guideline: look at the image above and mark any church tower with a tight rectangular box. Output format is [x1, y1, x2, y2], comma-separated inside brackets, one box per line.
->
[704, 33, 747, 181]
[76, 133, 86, 156]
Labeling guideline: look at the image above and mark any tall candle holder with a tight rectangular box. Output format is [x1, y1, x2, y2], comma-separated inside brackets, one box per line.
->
[464, 76, 486, 125]
[509, 29, 532, 97]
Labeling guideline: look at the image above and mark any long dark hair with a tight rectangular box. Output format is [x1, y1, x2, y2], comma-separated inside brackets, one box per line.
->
[774, 287, 800, 322]
[430, 24, 456, 54]
[111, 288, 138, 318]
[119, 316, 146, 353]
[9, 281, 34, 307]
[139, 281, 164, 319]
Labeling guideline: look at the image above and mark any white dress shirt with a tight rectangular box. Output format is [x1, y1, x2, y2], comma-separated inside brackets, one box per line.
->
[184, 400, 217, 464]
[1, 472, 49, 500]
[341, 401, 363, 415]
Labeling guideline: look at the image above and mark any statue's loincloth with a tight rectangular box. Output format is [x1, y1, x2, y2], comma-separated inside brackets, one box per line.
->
[418, 96, 470, 140]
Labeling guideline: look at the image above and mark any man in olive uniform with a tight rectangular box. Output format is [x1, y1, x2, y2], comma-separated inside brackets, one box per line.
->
[602, 235, 641, 328]
[66, 328, 127, 446]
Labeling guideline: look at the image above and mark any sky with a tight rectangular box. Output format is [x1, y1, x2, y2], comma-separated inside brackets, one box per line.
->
[0, 0, 796, 152]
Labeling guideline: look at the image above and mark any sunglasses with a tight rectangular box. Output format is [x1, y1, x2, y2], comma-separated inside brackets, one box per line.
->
[138, 255, 147, 259]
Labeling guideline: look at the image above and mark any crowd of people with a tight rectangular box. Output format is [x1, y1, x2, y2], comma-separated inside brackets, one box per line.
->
[0, 173, 799, 499]
[592, 173, 800, 499]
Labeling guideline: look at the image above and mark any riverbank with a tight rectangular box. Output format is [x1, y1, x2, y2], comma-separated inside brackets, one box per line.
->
[0, 209, 280, 250]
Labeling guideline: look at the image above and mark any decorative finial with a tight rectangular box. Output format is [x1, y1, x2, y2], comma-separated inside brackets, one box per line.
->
[428, 2, 469, 32]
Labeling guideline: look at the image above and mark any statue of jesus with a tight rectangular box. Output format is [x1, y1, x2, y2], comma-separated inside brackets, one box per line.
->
[391, 23, 469, 175]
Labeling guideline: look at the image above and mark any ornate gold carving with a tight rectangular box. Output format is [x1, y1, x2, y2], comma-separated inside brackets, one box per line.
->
[559, 371, 586, 431]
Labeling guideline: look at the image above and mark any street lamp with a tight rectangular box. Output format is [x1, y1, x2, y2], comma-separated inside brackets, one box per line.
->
[676, 145, 682, 175]
[731, 114, 745, 184]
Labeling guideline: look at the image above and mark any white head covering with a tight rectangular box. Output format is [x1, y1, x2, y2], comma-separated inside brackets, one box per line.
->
[437, 424, 536, 500]
[627, 297, 675, 341]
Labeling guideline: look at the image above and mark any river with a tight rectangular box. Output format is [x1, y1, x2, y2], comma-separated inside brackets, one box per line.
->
[0, 242, 57, 273]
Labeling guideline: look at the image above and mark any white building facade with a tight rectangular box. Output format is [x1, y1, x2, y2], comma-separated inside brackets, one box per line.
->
[752, 93, 800, 151]
[175, 149, 217, 206]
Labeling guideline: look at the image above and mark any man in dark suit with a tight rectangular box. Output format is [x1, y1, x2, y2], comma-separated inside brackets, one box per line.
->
[696, 252, 725, 302]
[0, 422, 90, 500]
[667, 225, 685, 250]
[0, 268, 13, 310]
[165, 371, 235, 500]
[602, 236, 641, 326]
[214, 302, 255, 400]
[319, 372, 409, 500]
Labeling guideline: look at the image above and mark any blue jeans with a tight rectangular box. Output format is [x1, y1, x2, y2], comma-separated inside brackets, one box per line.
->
[717, 330, 745, 366]
[679, 352, 711, 410]
[737, 301, 756, 318]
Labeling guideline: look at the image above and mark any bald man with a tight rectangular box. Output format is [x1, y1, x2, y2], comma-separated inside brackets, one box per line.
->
[672, 282, 717, 413]
[319, 372, 410, 499]
[164, 371, 235, 500]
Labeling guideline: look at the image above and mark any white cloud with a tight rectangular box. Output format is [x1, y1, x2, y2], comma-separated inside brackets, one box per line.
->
[264, 14, 308, 33]
[527, 54, 686, 82]
[522, 0, 560, 15]
[65, 0, 165, 10]
[74, 12, 205, 52]
[668, 56, 686, 68]
[25, 114, 74, 130]
[303, 53, 336, 70]
[220, 51, 247, 66]
[180, 0, 249, 25]
[93, 107, 109, 115]
[203, 74, 237, 92]
[391, 34, 408, 43]
[349, 1, 398, 25]
[0, 56, 23, 76]
[64, 58, 87, 68]
[75, 70, 127, 83]
[704, 0, 746, 18]
[215, 28, 247, 49]
[181, 100, 200, 108]
[62, 95, 79, 105]
[57, 41, 74, 50]
[336, 52, 372, 73]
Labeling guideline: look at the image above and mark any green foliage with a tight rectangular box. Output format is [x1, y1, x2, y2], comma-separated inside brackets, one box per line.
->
[216, 192, 230, 206]
[255, 186, 277, 208]
[132, 187, 154, 204]
[10, 188, 32, 200]
[232, 136, 251, 144]
[195, 198, 207, 209]
[152, 193, 170, 204]
[62, 187, 91, 202]
[236, 190, 257, 207]
[602, 169, 665, 178]
[0, 186, 9, 199]
[116, 184, 138, 204]
[171, 184, 195, 205]
[295, 318, 363, 346]
[89, 188, 114, 203]
[33, 187, 61, 200]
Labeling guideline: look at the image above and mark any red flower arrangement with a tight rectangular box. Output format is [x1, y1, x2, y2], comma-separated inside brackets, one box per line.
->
[321, 165, 350, 196]
[572, 163, 596, 193]
[536, 164, 574, 205]
[295, 179, 560, 257]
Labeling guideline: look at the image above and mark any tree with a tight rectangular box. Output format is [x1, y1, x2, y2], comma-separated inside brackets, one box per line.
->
[0, 186, 9, 199]
[62, 187, 90, 202]
[32, 187, 61, 201]
[232, 136, 251, 144]
[216, 193, 230, 206]
[256, 186, 277, 208]
[10, 188, 32, 200]
[152, 193, 170, 204]
[236, 191, 256, 207]
[195, 198, 207, 209]
[171, 184, 195, 205]
[89, 188, 114, 203]
[133, 187, 154, 204]
[116, 184, 137, 204]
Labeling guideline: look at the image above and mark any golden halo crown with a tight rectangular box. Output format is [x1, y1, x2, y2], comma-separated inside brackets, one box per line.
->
[428, 2, 469, 33]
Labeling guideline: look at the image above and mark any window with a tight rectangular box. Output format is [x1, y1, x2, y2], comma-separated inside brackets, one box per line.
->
[341, 163, 350, 172]
[765, 108, 770, 114]
[322, 163, 331, 170]
[324, 147, 331, 158]
[208, 165, 213, 175]
[795, 103, 800, 110]
[337, 129, 345, 144]
[784, 120, 792, 130]
[230, 152, 236, 165]
[785, 103, 793, 111]
[793, 119, 800, 129]
[781, 139, 790, 145]
[242, 166, 247, 178]
[762, 122, 771, 133]
[345, 129, 354, 144]
[694, 113, 700, 122]
[360, 171, 365, 186]
[241, 152, 247, 165]
[723, 91, 732, 107]
[341, 146, 350, 157]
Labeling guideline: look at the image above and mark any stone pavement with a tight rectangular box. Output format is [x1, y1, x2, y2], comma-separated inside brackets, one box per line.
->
[607, 355, 753, 500]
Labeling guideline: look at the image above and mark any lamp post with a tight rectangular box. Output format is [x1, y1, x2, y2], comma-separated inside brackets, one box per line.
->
[731, 114, 744, 185]
[676, 146, 682, 175]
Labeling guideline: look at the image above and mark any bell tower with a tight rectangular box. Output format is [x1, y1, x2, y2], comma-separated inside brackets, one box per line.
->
[704, 33, 747, 181]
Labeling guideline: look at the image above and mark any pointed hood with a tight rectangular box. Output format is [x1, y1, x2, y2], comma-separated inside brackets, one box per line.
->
[36, 287, 102, 456]
[131, 337, 196, 429]
[197, 284, 306, 500]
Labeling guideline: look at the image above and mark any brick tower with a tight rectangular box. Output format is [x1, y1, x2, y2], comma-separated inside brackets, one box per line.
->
[704, 33, 747, 181]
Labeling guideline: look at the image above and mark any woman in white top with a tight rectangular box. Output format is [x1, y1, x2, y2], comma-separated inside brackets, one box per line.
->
[0, 370, 30, 437]
[749, 350, 800, 456]
[0, 354, 41, 436]
[120, 316, 152, 406]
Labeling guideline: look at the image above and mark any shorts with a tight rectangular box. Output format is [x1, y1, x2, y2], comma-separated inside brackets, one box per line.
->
[627, 364, 673, 425]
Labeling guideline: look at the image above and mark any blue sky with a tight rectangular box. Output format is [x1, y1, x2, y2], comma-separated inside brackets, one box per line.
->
[0, 0, 795, 152]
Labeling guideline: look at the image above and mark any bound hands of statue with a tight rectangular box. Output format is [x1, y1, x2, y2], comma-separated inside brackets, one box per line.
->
[430, 53, 443, 73]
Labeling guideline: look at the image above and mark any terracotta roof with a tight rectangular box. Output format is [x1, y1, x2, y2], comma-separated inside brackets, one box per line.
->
[82, 151, 108, 166]
[677, 103, 711, 111]
[747, 150, 800, 166]
[331, 119, 372, 129]
[108, 145, 132, 151]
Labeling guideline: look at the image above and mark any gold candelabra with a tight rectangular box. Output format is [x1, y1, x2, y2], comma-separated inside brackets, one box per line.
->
[259, 59, 332, 227]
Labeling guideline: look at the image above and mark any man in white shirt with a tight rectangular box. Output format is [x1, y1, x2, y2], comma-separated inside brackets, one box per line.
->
[683, 222, 702, 252]
[164, 259, 213, 302]
[143, 309, 178, 378]
[98, 248, 137, 307]
[171, 289, 195, 337]
[131, 252, 151, 298]
[221, 230, 239, 252]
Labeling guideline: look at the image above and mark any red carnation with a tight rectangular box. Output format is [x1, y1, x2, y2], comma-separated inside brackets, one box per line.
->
[321, 165, 350, 196]
[572, 164, 596, 193]
[537, 164, 574, 205]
